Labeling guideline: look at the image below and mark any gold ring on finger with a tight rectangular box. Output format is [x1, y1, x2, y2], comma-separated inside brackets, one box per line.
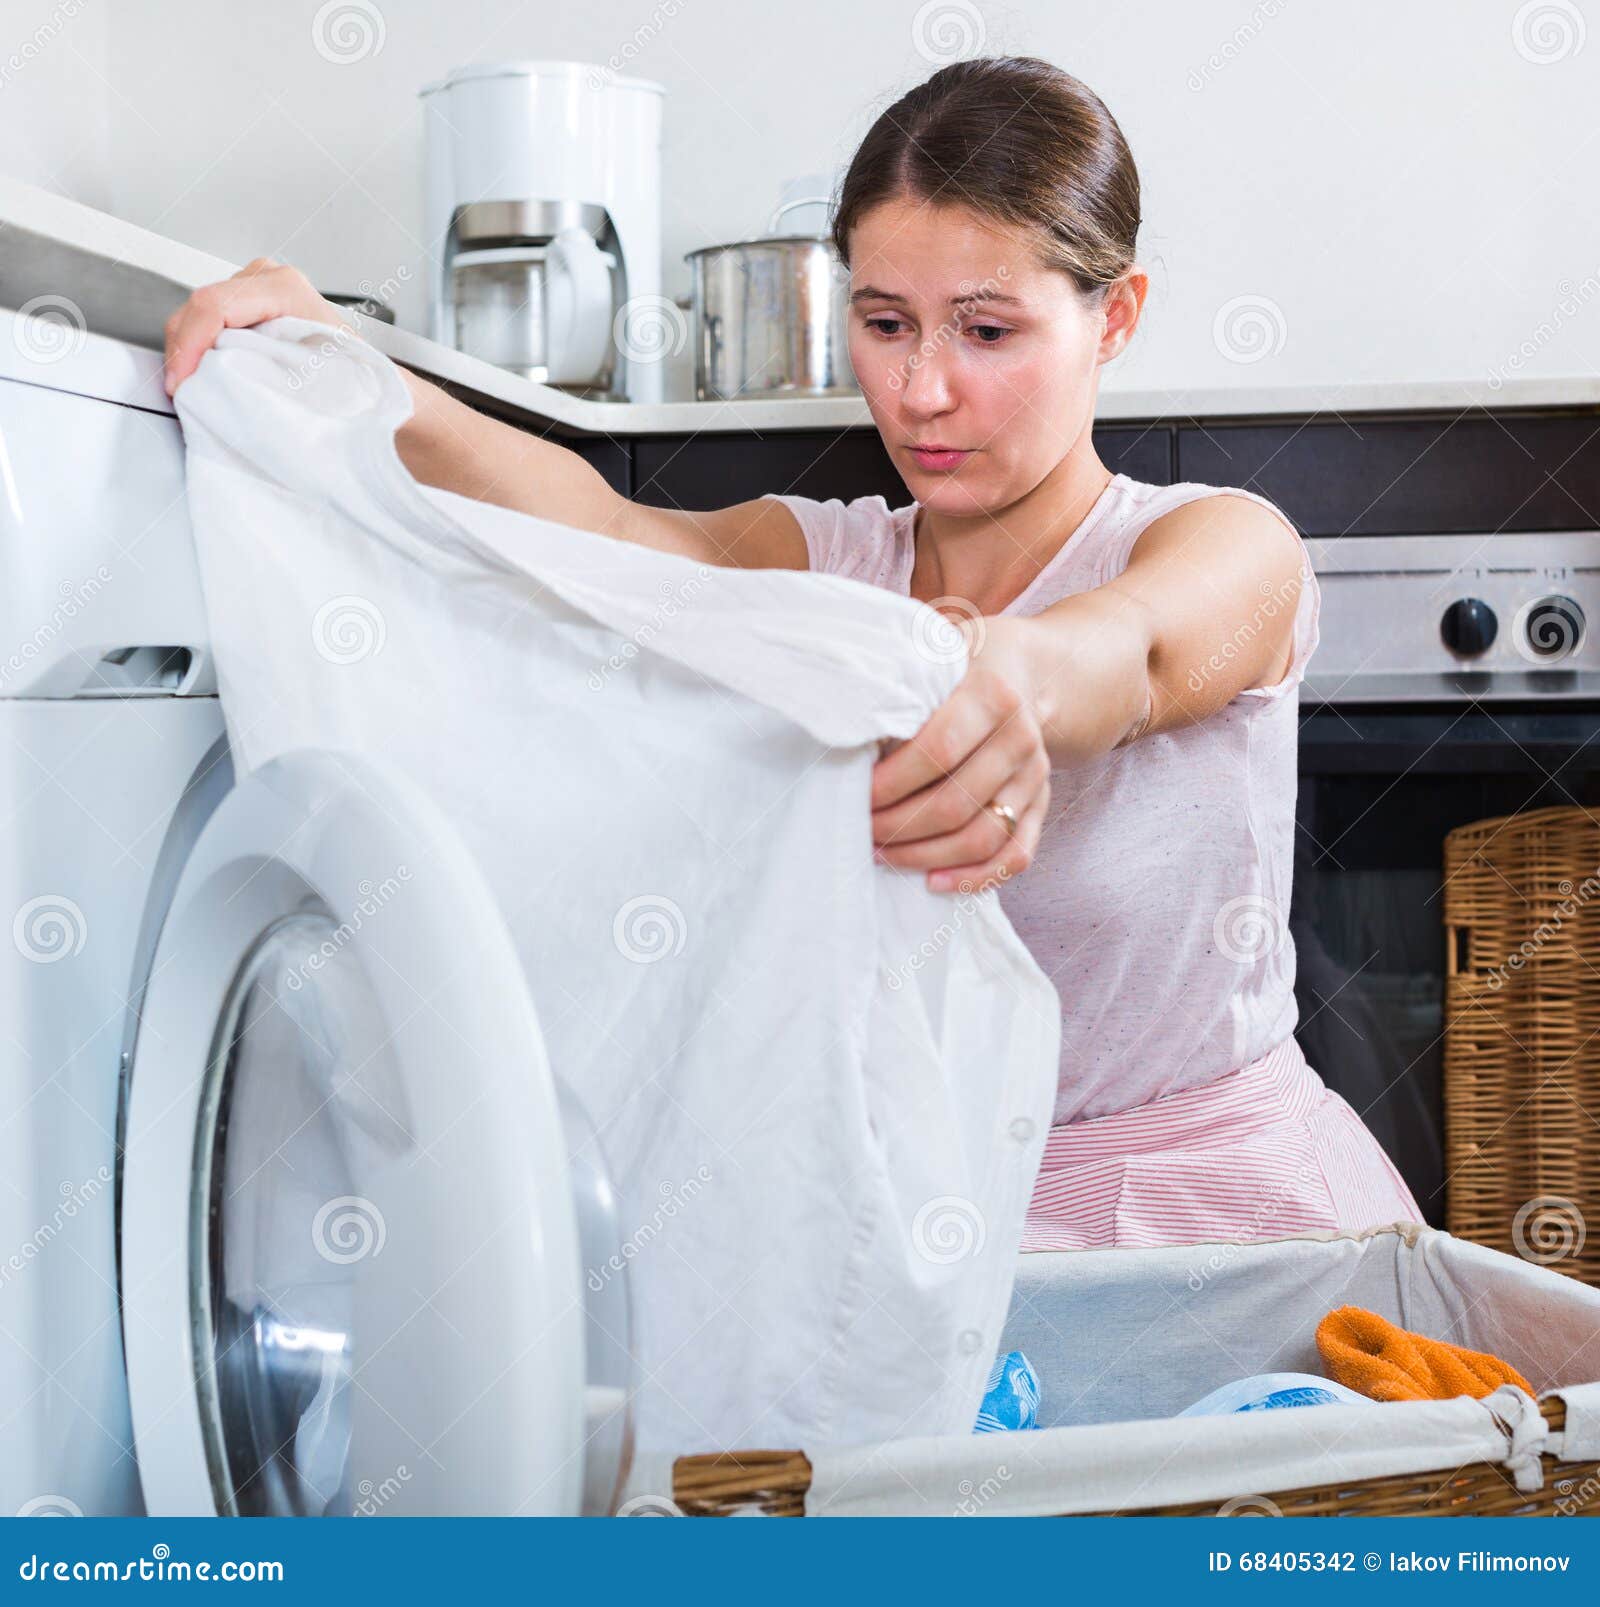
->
[984, 799, 1019, 835]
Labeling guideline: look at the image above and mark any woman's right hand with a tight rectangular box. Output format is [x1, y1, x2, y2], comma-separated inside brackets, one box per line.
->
[163, 257, 353, 398]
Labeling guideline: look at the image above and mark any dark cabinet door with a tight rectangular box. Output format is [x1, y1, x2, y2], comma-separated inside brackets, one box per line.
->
[632, 426, 1173, 509]
[634, 431, 904, 508]
[1178, 416, 1600, 536]
[497, 405, 1600, 529]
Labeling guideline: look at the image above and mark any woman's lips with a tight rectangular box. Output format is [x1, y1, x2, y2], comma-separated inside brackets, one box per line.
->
[909, 446, 972, 471]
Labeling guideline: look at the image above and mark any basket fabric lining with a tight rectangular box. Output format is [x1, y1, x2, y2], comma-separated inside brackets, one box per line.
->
[649, 1225, 1600, 1517]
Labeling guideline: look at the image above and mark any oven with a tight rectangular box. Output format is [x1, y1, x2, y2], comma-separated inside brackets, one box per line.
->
[1290, 531, 1600, 1227]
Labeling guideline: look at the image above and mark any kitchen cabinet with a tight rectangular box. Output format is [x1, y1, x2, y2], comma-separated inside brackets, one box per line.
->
[626, 425, 1173, 509]
[1178, 415, 1600, 536]
[528, 410, 1600, 535]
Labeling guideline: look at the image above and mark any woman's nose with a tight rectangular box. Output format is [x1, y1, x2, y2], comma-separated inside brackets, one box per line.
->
[897, 348, 956, 414]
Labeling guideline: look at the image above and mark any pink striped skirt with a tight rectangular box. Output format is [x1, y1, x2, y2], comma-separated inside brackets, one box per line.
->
[1020, 1036, 1425, 1252]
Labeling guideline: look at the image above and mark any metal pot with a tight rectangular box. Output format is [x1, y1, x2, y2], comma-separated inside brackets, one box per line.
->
[684, 227, 857, 402]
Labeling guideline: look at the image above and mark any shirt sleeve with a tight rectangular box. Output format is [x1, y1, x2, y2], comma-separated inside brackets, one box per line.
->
[1111, 486, 1318, 704]
[760, 494, 837, 573]
[760, 493, 898, 583]
[1222, 490, 1320, 703]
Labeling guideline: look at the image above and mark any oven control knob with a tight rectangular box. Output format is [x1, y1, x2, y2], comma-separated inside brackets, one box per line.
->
[1440, 597, 1498, 658]
[1522, 595, 1585, 660]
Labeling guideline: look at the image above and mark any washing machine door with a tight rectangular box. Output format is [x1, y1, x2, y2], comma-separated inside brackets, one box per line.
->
[121, 749, 585, 1516]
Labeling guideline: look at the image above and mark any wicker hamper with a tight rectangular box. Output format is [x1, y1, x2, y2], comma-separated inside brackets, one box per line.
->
[639, 1224, 1600, 1517]
[1444, 805, 1600, 1289]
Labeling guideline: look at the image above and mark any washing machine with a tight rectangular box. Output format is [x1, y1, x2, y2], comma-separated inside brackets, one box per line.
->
[0, 305, 633, 1517]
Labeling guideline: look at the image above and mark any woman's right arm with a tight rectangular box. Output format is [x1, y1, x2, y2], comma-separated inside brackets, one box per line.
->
[164, 259, 807, 572]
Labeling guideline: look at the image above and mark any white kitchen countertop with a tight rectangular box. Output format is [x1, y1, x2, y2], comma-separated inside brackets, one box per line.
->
[2, 173, 1597, 436]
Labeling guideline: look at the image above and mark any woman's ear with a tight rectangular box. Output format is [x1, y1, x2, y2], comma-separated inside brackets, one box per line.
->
[1098, 268, 1149, 364]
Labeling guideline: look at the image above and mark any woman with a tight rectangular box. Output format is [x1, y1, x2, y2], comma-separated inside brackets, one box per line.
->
[164, 55, 1423, 1251]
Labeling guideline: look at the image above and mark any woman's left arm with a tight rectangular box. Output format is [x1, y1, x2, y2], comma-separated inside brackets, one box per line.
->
[871, 495, 1308, 892]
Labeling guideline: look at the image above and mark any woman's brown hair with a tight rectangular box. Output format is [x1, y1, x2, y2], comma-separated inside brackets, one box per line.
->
[830, 55, 1141, 299]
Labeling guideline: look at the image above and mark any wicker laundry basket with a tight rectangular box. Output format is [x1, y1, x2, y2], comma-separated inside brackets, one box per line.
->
[641, 1225, 1600, 1517]
[1443, 805, 1600, 1289]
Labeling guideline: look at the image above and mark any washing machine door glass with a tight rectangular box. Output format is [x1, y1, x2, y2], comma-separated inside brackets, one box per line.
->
[198, 913, 389, 1516]
[122, 751, 598, 1516]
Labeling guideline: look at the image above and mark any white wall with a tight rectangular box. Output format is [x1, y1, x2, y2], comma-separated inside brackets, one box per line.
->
[4, 0, 1598, 399]
[0, 0, 112, 210]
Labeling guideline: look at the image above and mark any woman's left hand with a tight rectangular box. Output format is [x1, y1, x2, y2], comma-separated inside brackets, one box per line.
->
[871, 613, 1052, 894]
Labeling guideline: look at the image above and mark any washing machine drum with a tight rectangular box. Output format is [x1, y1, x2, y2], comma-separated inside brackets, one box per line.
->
[120, 750, 633, 1517]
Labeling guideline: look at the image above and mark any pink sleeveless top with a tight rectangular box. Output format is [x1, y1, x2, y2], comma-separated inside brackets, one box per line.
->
[766, 473, 1321, 1126]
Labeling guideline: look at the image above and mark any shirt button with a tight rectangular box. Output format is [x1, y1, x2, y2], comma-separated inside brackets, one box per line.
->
[956, 1328, 983, 1356]
[1009, 1116, 1036, 1143]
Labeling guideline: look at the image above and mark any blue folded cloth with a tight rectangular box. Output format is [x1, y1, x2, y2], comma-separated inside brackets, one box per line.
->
[973, 1349, 1040, 1433]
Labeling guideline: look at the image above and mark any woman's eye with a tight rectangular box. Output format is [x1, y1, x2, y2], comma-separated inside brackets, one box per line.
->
[967, 324, 1010, 344]
[865, 317, 905, 337]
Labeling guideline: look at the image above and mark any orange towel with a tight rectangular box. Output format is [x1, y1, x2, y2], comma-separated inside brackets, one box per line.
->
[1315, 1306, 1533, 1403]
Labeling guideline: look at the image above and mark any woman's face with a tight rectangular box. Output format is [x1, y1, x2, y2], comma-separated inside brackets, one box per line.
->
[844, 195, 1143, 517]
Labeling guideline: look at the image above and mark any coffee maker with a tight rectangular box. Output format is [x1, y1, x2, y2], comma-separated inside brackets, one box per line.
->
[421, 62, 663, 404]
